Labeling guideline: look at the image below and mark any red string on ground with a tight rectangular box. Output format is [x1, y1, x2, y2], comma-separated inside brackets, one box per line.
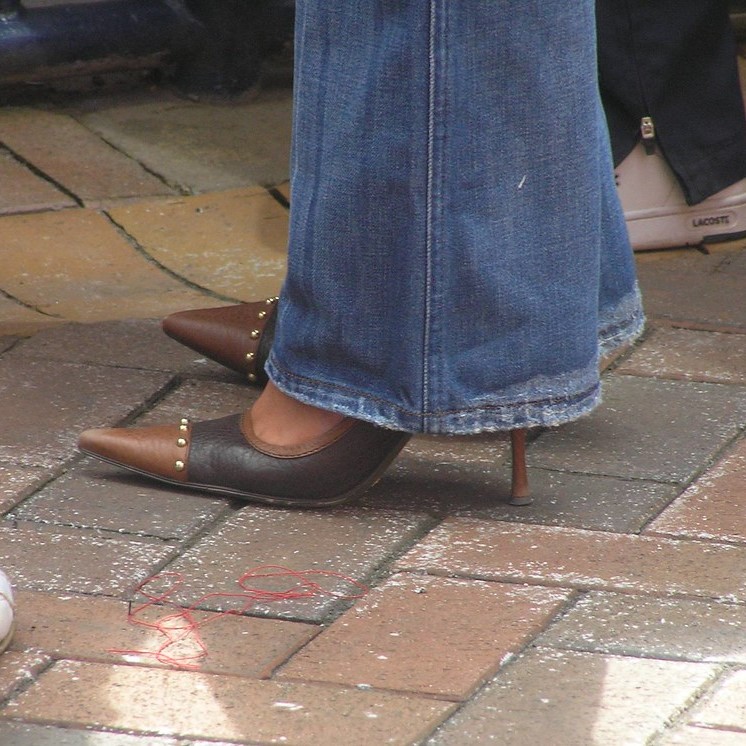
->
[108, 565, 368, 669]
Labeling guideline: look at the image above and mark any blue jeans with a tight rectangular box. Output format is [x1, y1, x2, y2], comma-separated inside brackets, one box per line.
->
[266, 0, 644, 435]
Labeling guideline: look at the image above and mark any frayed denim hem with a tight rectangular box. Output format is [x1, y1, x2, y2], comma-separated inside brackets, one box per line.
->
[599, 285, 646, 357]
[266, 287, 645, 435]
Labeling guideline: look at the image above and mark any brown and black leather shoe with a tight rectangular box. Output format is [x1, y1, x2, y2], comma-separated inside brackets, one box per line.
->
[78, 412, 411, 507]
[162, 298, 278, 385]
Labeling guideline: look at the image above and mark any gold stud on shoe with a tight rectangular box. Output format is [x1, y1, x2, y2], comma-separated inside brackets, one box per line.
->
[250, 329, 260, 339]
[175, 460, 185, 472]
[177, 437, 188, 447]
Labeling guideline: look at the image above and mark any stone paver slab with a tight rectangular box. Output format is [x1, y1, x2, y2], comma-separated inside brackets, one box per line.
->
[0, 722, 188, 746]
[527, 375, 746, 483]
[0, 295, 59, 337]
[0, 357, 171, 467]
[279, 573, 571, 700]
[12, 460, 228, 540]
[134, 378, 258, 425]
[636, 245, 746, 330]
[0, 209, 220, 321]
[0, 108, 173, 203]
[77, 89, 293, 191]
[0, 522, 174, 596]
[0, 650, 50, 702]
[366, 456, 677, 533]
[11, 590, 317, 677]
[645, 437, 746, 543]
[11, 319, 201, 372]
[616, 326, 746, 384]
[539, 591, 746, 663]
[165, 506, 433, 622]
[108, 188, 287, 301]
[397, 519, 746, 602]
[689, 670, 746, 732]
[3, 660, 456, 745]
[0, 465, 51, 514]
[0, 149, 74, 214]
[428, 648, 718, 745]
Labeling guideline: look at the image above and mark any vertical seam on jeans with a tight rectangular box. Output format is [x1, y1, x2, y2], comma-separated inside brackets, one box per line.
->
[423, 0, 437, 430]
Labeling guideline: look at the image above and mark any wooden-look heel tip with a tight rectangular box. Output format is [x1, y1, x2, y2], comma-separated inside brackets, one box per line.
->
[509, 493, 533, 507]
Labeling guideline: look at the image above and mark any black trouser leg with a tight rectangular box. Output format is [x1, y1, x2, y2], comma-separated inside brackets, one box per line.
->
[597, 0, 746, 203]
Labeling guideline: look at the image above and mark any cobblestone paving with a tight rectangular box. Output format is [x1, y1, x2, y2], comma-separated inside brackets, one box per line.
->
[0, 76, 744, 745]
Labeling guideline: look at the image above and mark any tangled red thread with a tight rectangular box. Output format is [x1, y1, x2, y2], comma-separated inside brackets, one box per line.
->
[109, 565, 368, 669]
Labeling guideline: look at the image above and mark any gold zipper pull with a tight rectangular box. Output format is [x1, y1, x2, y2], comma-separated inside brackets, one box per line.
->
[640, 116, 656, 154]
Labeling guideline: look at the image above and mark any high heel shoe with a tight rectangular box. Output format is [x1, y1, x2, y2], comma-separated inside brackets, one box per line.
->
[79, 412, 412, 508]
[159, 300, 531, 505]
[79, 416, 531, 507]
[162, 298, 278, 385]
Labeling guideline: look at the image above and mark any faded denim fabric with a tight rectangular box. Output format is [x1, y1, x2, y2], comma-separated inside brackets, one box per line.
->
[267, 0, 644, 434]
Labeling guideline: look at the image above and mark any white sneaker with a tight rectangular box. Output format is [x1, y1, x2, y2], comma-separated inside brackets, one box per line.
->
[0, 569, 14, 654]
[616, 142, 746, 251]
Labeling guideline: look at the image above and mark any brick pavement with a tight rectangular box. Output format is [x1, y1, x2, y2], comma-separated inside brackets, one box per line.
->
[0, 76, 744, 745]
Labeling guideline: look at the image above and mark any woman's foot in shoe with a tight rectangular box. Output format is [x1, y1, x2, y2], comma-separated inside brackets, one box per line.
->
[78, 384, 411, 508]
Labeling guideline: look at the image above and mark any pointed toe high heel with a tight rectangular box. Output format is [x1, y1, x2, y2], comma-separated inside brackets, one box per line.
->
[79, 412, 412, 508]
[162, 298, 278, 385]
[79, 416, 532, 507]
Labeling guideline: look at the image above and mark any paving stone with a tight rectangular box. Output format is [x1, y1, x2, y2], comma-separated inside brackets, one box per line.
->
[76, 88, 293, 191]
[0, 108, 173, 204]
[397, 519, 746, 602]
[539, 591, 746, 663]
[0, 208, 220, 321]
[0, 521, 174, 596]
[636, 245, 746, 330]
[365, 453, 678, 532]
[0, 149, 74, 214]
[107, 188, 287, 301]
[134, 378, 258, 425]
[0, 296, 58, 337]
[427, 648, 718, 746]
[527, 375, 746, 483]
[2, 660, 456, 745]
[689, 669, 746, 732]
[164, 506, 433, 623]
[0, 722, 186, 746]
[0, 356, 171, 467]
[10, 590, 317, 678]
[11, 319, 202, 372]
[11, 459, 228, 540]
[278, 573, 571, 700]
[0, 465, 52, 514]
[659, 725, 746, 745]
[616, 326, 746, 384]
[0, 650, 51, 702]
[645, 437, 746, 543]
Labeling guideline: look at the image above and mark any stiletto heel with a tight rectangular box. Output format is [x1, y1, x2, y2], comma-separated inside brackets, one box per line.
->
[509, 428, 531, 506]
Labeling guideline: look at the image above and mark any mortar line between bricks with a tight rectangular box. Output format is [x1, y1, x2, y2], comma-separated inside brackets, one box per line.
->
[637, 427, 746, 536]
[267, 186, 290, 209]
[0, 143, 85, 207]
[0, 285, 64, 319]
[647, 316, 746, 335]
[647, 663, 734, 745]
[102, 210, 246, 304]
[67, 113, 191, 197]
[0, 656, 57, 710]
[403, 569, 746, 604]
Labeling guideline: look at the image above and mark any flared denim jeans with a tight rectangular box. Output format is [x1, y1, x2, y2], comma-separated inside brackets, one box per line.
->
[266, 0, 645, 435]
